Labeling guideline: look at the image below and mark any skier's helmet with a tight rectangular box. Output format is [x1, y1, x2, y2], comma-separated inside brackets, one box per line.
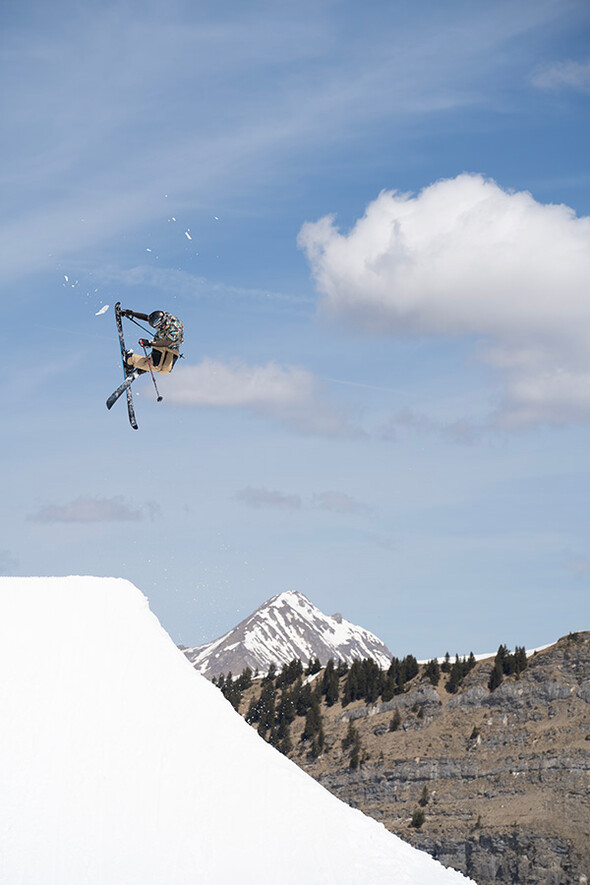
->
[149, 310, 165, 329]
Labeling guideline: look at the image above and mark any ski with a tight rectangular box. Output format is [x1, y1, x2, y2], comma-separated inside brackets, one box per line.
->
[111, 302, 139, 430]
[106, 370, 141, 411]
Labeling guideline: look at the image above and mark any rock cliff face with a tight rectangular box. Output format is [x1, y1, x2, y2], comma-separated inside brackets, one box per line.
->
[237, 632, 590, 885]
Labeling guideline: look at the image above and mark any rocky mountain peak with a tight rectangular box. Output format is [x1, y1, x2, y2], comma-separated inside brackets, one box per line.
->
[182, 590, 393, 679]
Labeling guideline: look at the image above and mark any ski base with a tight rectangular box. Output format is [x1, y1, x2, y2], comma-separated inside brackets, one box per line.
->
[106, 370, 141, 411]
[110, 302, 139, 430]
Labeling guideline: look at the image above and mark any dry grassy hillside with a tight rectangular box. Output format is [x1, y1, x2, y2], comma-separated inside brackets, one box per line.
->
[215, 633, 590, 884]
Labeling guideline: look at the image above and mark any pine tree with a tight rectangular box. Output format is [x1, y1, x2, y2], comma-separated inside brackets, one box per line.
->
[410, 810, 425, 829]
[342, 720, 365, 769]
[278, 727, 293, 756]
[488, 643, 527, 690]
[446, 656, 464, 694]
[267, 727, 280, 748]
[306, 657, 321, 676]
[488, 660, 503, 691]
[263, 662, 277, 685]
[389, 709, 402, 732]
[256, 682, 276, 739]
[275, 706, 294, 756]
[295, 682, 313, 717]
[237, 667, 253, 692]
[277, 687, 297, 726]
[299, 694, 325, 758]
[245, 696, 260, 724]
[276, 658, 304, 689]
[385, 655, 419, 697]
[495, 644, 508, 673]
[336, 659, 349, 678]
[419, 785, 429, 807]
[445, 654, 476, 694]
[301, 696, 323, 743]
[381, 673, 396, 703]
[405, 655, 419, 681]
[310, 727, 325, 758]
[349, 742, 361, 770]
[424, 658, 440, 686]
[321, 659, 340, 706]
[514, 645, 528, 676]
[364, 659, 384, 703]
[342, 720, 358, 751]
[342, 665, 358, 707]
[215, 671, 244, 711]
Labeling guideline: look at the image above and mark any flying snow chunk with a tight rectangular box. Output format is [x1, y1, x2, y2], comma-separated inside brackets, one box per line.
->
[185, 231, 192, 240]
[64, 275, 69, 282]
[95, 305, 109, 316]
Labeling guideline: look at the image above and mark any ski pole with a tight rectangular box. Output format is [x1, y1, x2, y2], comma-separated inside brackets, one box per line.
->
[140, 341, 163, 403]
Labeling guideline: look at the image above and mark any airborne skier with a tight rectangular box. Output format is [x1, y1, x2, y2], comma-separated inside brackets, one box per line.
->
[106, 303, 184, 429]
[121, 308, 184, 375]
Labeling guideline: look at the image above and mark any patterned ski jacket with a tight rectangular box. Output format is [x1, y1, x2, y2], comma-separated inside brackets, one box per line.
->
[152, 313, 184, 353]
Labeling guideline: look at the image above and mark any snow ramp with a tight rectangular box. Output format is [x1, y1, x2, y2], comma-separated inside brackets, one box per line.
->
[0, 576, 474, 885]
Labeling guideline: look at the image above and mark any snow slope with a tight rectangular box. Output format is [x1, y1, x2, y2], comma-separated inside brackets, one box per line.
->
[184, 589, 393, 677]
[0, 577, 473, 885]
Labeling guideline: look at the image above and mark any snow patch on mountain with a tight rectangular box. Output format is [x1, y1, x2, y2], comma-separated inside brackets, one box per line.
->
[183, 589, 393, 677]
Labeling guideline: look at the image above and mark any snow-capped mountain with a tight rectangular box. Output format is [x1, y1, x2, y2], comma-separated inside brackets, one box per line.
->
[182, 589, 393, 678]
[0, 576, 472, 885]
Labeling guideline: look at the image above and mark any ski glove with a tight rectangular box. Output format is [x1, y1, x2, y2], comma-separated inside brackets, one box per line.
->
[139, 338, 152, 348]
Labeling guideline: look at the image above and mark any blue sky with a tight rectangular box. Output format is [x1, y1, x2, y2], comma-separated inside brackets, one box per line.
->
[3, 0, 590, 658]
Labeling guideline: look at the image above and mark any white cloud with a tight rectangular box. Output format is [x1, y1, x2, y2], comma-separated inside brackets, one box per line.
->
[311, 491, 371, 515]
[234, 488, 302, 511]
[167, 358, 314, 408]
[28, 496, 149, 523]
[1, 2, 568, 284]
[531, 58, 590, 92]
[166, 358, 359, 437]
[234, 486, 371, 515]
[496, 366, 590, 427]
[379, 408, 482, 445]
[299, 173, 590, 427]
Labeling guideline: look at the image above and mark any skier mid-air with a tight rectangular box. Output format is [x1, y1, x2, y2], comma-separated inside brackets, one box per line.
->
[106, 303, 184, 429]
[121, 308, 184, 375]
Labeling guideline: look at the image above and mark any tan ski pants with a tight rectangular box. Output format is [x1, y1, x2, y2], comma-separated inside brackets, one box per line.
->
[127, 348, 177, 375]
